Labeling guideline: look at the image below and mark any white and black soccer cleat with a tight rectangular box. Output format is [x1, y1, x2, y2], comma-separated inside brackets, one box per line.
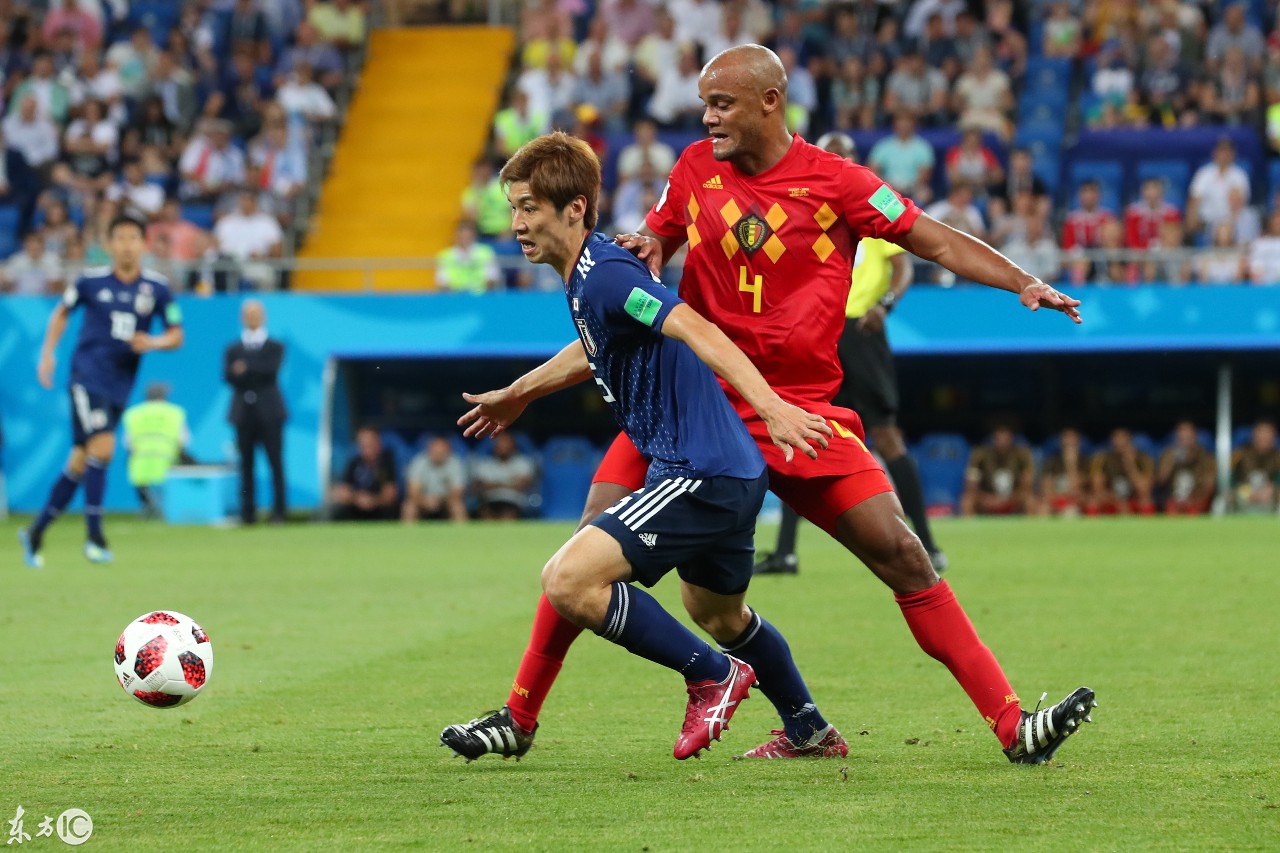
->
[1004, 687, 1097, 765]
[440, 706, 536, 762]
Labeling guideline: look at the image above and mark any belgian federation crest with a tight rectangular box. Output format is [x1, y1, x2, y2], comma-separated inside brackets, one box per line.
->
[575, 317, 597, 356]
[734, 213, 770, 254]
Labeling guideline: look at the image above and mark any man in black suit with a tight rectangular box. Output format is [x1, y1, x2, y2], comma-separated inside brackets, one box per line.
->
[225, 299, 287, 524]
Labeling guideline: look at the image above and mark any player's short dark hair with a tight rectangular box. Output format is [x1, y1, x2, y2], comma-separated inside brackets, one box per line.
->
[499, 131, 601, 230]
[108, 214, 147, 237]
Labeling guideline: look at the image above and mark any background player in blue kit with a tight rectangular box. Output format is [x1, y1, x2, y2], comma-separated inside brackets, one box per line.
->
[20, 215, 184, 567]
[441, 132, 841, 761]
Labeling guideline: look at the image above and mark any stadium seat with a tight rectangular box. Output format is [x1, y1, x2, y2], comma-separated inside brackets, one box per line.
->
[915, 433, 971, 516]
[539, 436, 599, 521]
[1068, 160, 1125, 212]
[1024, 58, 1072, 92]
[1129, 433, 1157, 460]
[378, 430, 415, 475]
[0, 205, 19, 258]
[1234, 425, 1256, 448]
[181, 205, 215, 231]
[1135, 160, 1191, 208]
[1267, 159, 1280, 204]
[1020, 88, 1070, 117]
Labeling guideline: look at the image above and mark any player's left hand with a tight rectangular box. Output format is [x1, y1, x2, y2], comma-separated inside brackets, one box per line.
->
[856, 305, 887, 335]
[761, 401, 832, 463]
[130, 332, 154, 353]
[1020, 281, 1082, 324]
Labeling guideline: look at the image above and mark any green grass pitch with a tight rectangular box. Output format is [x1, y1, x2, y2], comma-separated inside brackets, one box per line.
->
[2, 516, 1278, 850]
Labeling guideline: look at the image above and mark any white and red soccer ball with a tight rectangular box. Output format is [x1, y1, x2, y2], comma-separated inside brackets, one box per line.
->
[114, 611, 214, 708]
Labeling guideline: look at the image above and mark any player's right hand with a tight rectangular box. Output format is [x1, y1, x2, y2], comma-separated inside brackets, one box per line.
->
[458, 388, 528, 439]
[614, 233, 665, 279]
[762, 402, 832, 463]
[37, 353, 55, 389]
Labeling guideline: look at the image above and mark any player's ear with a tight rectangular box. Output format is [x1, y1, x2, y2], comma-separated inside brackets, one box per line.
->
[761, 87, 782, 114]
[568, 194, 589, 225]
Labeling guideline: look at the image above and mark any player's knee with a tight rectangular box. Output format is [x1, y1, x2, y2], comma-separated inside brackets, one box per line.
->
[540, 554, 578, 612]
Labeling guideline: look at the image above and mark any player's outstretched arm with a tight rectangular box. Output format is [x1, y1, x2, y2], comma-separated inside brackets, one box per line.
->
[661, 304, 832, 462]
[458, 340, 592, 439]
[132, 326, 184, 353]
[897, 213, 1082, 324]
[614, 226, 686, 280]
[37, 303, 71, 389]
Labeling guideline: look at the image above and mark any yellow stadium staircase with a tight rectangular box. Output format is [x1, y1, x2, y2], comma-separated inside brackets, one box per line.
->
[295, 26, 514, 291]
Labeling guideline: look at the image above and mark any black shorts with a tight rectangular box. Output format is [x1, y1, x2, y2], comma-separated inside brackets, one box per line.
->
[591, 470, 768, 596]
[835, 318, 898, 429]
[69, 384, 124, 446]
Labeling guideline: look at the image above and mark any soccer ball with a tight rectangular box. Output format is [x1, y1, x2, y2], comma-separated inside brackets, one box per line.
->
[113, 611, 214, 708]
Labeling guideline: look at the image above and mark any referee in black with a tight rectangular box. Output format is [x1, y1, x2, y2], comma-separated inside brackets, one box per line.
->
[756, 132, 947, 575]
[225, 299, 288, 524]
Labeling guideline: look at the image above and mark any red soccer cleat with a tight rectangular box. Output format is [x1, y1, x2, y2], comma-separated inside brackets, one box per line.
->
[674, 656, 755, 760]
[735, 724, 850, 759]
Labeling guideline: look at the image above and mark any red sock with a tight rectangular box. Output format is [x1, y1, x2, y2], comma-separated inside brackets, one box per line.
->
[895, 580, 1022, 748]
[506, 594, 584, 732]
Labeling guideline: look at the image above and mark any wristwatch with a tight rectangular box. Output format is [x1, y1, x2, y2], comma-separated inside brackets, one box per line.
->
[878, 291, 897, 313]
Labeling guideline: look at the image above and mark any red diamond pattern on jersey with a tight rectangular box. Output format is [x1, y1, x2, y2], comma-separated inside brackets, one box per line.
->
[133, 635, 168, 679]
[191, 622, 209, 644]
[141, 612, 180, 625]
[114, 633, 126, 665]
[674, 657, 755, 760]
[178, 651, 206, 689]
[736, 725, 850, 759]
[133, 690, 182, 708]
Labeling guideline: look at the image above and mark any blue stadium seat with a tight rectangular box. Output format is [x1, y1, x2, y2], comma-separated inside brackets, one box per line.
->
[1234, 424, 1256, 448]
[1129, 432, 1157, 460]
[1020, 88, 1070, 115]
[1268, 159, 1280, 204]
[1135, 160, 1191, 208]
[1032, 151, 1061, 195]
[1024, 58, 1072, 92]
[0, 205, 19, 258]
[378, 430, 415, 475]
[915, 433, 971, 515]
[181, 205, 215, 230]
[539, 436, 599, 521]
[1068, 160, 1124, 212]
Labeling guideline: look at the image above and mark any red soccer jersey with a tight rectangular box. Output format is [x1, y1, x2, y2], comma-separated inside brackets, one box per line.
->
[1124, 201, 1181, 250]
[645, 136, 920, 410]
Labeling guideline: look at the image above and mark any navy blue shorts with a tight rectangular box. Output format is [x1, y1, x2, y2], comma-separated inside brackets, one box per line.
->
[69, 384, 123, 446]
[591, 470, 768, 596]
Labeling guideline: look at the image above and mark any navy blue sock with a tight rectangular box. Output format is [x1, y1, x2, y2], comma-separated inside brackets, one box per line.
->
[597, 582, 731, 684]
[721, 609, 828, 744]
[83, 457, 108, 547]
[30, 470, 82, 544]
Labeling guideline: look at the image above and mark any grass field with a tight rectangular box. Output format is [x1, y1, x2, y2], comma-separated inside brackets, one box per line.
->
[2, 515, 1278, 851]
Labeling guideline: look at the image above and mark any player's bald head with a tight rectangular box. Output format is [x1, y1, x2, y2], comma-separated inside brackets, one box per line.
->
[701, 44, 788, 100]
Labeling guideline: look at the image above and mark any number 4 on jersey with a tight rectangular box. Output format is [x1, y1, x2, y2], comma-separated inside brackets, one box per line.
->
[739, 266, 763, 313]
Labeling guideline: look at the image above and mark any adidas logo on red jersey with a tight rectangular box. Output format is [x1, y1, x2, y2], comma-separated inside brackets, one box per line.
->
[702, 175, 724, 189]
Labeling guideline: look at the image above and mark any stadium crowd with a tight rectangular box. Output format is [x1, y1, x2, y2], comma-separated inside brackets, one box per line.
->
[0, 0, 366, 295]
[434, 0, 1280, 292]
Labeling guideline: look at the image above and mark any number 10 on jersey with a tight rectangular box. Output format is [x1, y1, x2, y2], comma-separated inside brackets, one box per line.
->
[738, 266, 763, 313]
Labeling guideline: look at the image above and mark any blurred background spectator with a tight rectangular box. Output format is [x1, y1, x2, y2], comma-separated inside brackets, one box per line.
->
[331, 426, 398, 521]
[471, 432, 536, 520]
[402, 436, 469, 522]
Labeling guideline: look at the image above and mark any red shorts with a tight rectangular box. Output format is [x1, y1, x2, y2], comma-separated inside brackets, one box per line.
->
[594, 401, 893, 536]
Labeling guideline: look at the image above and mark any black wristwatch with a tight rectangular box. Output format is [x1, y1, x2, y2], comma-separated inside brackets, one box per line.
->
[878, 292, 897, 313]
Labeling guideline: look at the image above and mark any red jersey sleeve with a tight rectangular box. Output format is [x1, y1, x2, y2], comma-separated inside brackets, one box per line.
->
[838, 161, 921, 241]
[645, 150, 691, 239]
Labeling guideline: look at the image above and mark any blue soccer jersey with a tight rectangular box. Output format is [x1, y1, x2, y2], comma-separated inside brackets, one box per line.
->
[567, 233, 763, 481]
[62, 267, 181, 406]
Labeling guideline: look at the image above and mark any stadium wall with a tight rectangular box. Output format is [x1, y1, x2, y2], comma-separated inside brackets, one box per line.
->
[2, 287, 1277, 513]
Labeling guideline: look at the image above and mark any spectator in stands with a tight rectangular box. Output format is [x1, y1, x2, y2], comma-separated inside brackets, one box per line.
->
[435, 220, 500, 294]
[51, 97, 117, 202]
[926, 181, 985, 241]
[828, 4, 875, 68]
[950, 9, 990, 67]
[42, 0, 104, 54]
[1062, 179, 1116, 254]
[1, 232, 62, 295]
[518, 50, 578, 129]
[1087, 428, 1156, 515]
[127, 96, 181, 161]
[1139, 35, 1190, 128]
[904, 0, 966, 41]
[1206, 1, 1264, 74]
[460, 159, 511, 241]
[1188, 137, 1250, 235]
[276, 22, 344, 92]
[1223, 184, 1261, 245]
[144, 50, 198, 135]
[493, 89, 548, 158]
[670, 0, 724, 52]
[832, 55, 880, 131]
[1231, 419, 1279, 512]
[702, 3, 755, 63]
[773, 9, 822, 66]
[987, 187, 1032, 247]
[106, 158, 165, 221]
[1195, 222, 1246, 284]
[402, 436, 469, 523]
[1203, 45, 1260, 125]
[226, 0, 270, 53]
[867, 112, 935, 203]
[519, 10, 576, 72]
[249, 113, 307, 206]
[1089, 218, 1137, 285]
[648, 45, 703, 130]
[1040, 427, 1090, 517]
[572, 49, 630, 133]
[471, 432, 537, 521]
[215, 191, 282, 291]
[1043, 1, 1082, 59]
[309, 0, 367, 53]
[1248, 208, 1280, 283]
[612, 160, 662, 234]
[871, 15, 907, 69]
[944, 127, 1002, 190]
[1144, 219, 1193, 284]
[574, 16, 630, 77]
[179, 118, 246, 203]
[778, 46, 816, 133]
[960, 425, 1037, 516]
[3, 96, 61, 175]
[599, 0, 657, 49]
[1001, 211, 1061, 283]
[1091, 37, 1136, 106]
[9, 51, 70, 126]
[35, 198, 77, 256]
[985, 0, 1028, 80]
[615, 118, 674, 182]
[148, 198, 208, 264]
[331, 427, 398, 521]
[1125, 177, 1182, 250]
[989, 147, 1049, 210]
[107, 27, 159, 101]
[72, 50, 125, 122]
[883, 49, 948, 127]
[276, 61, 336, 127]
[952, 46, 1012, 139]
[1156, 420, 1216, 514]
[917, 13, 959, 81]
